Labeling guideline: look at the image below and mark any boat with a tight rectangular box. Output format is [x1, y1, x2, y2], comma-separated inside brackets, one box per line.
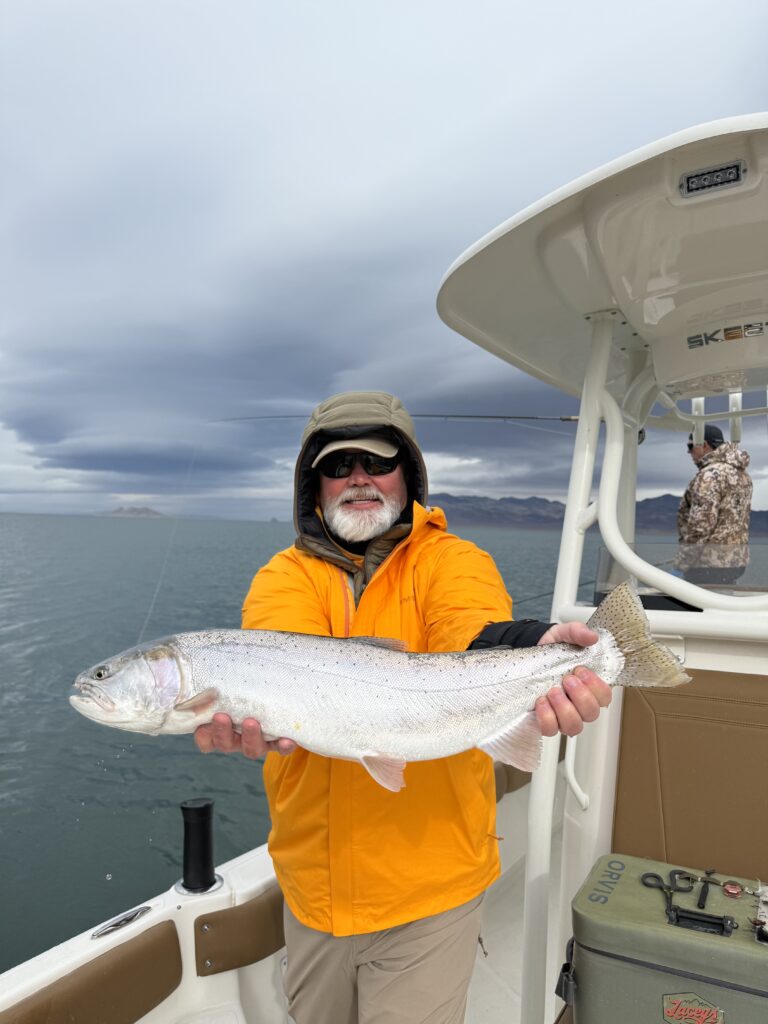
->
[2, 112, 767, 1024]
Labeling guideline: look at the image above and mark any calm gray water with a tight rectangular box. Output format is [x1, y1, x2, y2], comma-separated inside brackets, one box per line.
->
[0, 513, 703, 971]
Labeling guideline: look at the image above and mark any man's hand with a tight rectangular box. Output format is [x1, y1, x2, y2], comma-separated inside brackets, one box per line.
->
[194, 714, 297, 759]
[534, 622, 612, 737]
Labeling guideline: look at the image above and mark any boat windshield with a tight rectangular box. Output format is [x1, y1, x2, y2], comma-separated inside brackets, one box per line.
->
[592, 539, 768, 610]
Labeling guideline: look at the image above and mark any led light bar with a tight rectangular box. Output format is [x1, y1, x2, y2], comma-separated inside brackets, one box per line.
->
[679, 160, 746, 197]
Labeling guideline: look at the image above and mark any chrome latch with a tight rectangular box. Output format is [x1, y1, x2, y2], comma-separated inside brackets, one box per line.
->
[91, 905, 151, 939]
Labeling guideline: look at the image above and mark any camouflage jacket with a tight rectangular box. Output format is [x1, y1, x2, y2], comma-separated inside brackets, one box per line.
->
[676, 443, 753, 570]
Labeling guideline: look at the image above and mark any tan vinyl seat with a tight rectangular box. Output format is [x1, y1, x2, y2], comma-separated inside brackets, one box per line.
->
[0, 921, 181, 1024]
[613, 668, 768, 880]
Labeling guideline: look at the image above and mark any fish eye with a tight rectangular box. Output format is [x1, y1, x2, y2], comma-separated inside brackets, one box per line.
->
[93, 665, 110, 680]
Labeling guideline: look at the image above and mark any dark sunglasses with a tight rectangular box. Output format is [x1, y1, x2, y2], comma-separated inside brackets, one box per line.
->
[317, 450, 402, 479]
[687, 442, 694, 451]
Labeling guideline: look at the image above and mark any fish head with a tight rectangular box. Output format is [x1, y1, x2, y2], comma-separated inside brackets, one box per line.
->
[70, 641, 183, 734]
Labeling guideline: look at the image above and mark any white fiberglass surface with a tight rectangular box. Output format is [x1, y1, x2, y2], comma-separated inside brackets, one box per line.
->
[467, 792, 566, 1024]
[437, 114, 768, 400]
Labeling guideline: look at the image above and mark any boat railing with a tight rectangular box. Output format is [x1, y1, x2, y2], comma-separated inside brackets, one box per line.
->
[596, 386, 768, 614]
[521, 311, 768, 1024]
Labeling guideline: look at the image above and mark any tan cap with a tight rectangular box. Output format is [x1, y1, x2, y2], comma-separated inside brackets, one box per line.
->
[301, 391, 417, 447]
[311, 435, 399, 469]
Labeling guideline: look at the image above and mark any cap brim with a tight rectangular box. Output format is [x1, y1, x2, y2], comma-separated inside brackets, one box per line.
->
[311, 436, 399, 469]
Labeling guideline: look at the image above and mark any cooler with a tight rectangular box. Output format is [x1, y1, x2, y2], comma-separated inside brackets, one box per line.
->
[557, 853, 768, 1023]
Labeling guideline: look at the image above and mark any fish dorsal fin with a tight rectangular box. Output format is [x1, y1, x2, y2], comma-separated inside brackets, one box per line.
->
[347, 636, 409, 653]
[360, 753, 407, 791]
[173, 687, 220, 714]
[478, 711, 543, 772]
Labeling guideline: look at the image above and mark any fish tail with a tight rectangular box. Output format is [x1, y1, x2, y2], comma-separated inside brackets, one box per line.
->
[587, 582, 691, 689]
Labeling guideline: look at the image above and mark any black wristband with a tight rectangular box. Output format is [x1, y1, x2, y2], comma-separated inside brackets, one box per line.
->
[468, 619, 554, 651]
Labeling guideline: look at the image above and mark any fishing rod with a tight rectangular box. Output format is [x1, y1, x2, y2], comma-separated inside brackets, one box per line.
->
[217, 414, 579, 422]
[514, 560, 677, 609]
[137, 414, 579, 638]
[215, 412, 579, 440]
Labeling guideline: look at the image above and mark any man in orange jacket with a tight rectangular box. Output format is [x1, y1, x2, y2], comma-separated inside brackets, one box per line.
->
[195, 390, 611, 1024]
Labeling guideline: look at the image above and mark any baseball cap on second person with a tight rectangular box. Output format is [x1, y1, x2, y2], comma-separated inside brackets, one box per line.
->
[311, 435, 399, 469]
[688, 424, 725, 448]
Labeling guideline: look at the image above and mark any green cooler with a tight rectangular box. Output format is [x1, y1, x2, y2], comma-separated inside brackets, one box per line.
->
[557, 854, 768, 1023]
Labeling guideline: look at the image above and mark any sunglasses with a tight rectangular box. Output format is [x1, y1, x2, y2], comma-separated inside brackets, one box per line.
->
[317, 450, 402, 479]
[687, 442, 694, 451]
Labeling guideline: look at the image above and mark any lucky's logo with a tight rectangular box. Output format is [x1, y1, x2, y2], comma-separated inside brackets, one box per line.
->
[662, 992, 723, 1022]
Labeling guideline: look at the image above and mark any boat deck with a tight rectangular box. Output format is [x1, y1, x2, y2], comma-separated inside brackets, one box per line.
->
[467, 814, 566, 1023]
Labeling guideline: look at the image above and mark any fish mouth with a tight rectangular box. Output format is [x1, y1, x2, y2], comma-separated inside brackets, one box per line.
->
[69, 692, 160, 734]
[71, 681, 117, 712]
[69, 693, 110, 724]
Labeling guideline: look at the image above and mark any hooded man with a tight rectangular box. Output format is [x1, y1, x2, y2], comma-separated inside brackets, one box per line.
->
[677, 423, 753, 585]
[195, 390, 611, 1024]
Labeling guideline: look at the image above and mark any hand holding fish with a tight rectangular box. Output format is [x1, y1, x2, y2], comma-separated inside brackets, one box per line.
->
[534, 622, 612, 738]
[195, 714, 296, 758]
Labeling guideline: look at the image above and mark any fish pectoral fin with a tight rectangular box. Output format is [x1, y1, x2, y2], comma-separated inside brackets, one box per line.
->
[478, 711, 542, 772]
[360, 754, 407, 792]
[172, 688, 220, 714]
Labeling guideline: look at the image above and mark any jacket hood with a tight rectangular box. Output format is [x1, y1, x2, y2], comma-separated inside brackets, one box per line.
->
[699, 441, 750, 472]
[293, 391, 429, 540]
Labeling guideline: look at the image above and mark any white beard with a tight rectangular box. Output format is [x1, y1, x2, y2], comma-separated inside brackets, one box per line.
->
[322, 486, 405, 543]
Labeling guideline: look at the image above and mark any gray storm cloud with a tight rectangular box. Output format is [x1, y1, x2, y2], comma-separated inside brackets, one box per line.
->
[1, 0, 767, 517]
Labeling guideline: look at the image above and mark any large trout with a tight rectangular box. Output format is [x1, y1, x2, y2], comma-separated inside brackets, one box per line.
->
[70, 582, 689, 791]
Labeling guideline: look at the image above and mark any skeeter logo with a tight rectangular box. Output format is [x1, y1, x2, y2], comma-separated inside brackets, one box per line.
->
[662, 993, 723, 1022]
[687, 322, 765, 348]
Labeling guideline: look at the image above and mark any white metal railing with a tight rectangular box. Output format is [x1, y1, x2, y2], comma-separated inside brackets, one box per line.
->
[730, 392, 743, 443]
[598, 389, 768, 611]
[519, 312, 768, 1024]
[654, 396, 768, 425]
[519, 314, 614, 1024]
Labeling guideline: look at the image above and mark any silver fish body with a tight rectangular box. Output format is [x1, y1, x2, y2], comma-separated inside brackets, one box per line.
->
[70, 582, 689, 790]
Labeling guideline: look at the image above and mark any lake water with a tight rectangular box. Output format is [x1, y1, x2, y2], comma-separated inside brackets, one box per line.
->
[1, 512, 758, 972]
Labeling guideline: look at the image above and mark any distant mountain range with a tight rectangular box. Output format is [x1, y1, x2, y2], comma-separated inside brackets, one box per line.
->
[430, 493, 768, 536]
[102, 506, 165, 518]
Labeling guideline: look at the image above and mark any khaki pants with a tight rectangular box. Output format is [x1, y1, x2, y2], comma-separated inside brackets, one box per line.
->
[283, 895, 484, 1024]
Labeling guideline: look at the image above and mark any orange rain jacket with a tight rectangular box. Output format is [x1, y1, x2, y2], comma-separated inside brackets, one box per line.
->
[242, 502, 513, 936]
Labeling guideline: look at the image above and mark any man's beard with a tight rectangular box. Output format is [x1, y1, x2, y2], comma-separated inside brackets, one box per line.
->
[322, 486, 405, 544]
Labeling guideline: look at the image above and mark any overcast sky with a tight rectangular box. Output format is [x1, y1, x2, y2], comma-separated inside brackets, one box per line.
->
[2, 1, 767, 521]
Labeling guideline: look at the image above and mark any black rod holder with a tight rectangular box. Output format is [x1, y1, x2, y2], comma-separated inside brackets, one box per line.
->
[180, 798, 216, 893]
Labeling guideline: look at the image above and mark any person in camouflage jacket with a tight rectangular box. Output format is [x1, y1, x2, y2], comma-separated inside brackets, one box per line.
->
[676, 423, 753, 583]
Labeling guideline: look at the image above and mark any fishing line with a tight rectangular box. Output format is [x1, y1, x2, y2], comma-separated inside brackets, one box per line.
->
[513, 582, 593, 609]
[136, 448, 199, 645]
[136, 516, 182, 645]
[498, 420, 574, 439]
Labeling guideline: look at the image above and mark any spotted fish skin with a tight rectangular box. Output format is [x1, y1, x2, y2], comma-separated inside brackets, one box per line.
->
[70, 582, 690, 791]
